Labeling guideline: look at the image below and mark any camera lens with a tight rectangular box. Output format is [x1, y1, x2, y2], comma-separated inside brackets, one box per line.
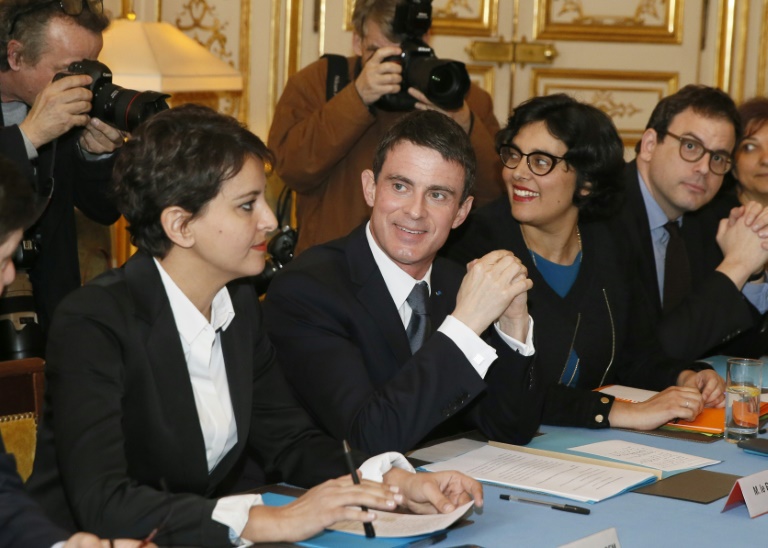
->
[410, 59, 470, 111]
[429, 65, 456, 95]
[92, 84, 170, 132]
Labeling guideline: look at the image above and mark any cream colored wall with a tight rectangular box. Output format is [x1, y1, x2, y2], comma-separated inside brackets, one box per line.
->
[105, 1, 768, 148]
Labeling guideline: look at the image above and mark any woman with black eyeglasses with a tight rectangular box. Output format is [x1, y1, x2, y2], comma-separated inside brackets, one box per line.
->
[444, 94, 725, 436]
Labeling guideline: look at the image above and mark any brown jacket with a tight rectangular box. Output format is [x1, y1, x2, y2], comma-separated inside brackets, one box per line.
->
[268, 56, 504, 254]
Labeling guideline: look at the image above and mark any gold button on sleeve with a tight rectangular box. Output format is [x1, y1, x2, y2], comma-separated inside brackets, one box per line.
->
[600, 397, 610, 405]
[595, 414, 604, 423]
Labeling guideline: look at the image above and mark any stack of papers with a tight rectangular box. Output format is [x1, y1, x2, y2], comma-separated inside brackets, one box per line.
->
[424, 444, 656, 503]
[423, 440, 720, 503]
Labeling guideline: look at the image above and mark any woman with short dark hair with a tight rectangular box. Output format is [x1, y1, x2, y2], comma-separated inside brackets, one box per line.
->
[445, 94, 724, 434]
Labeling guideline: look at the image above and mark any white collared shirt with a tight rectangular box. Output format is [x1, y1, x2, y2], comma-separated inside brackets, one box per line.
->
[365, 222, 534, 378]
[154, 260, 413, 545]
[155, 259, 238, 472]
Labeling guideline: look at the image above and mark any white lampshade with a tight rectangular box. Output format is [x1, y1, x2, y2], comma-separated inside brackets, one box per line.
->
[99, 19, 243, 92]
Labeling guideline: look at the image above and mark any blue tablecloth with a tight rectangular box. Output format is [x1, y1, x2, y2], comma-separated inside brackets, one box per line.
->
[435, 425, 767, 547]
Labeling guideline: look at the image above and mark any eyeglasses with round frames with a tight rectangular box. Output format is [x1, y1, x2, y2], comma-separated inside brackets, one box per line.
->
[499, 145, 566, 176]
[664, 131, 733, 175]
[8, 0, 103, 37]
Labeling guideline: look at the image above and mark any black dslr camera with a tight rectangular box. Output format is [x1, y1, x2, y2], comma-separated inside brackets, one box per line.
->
[377, 0, 470, 111]
[55, 59, 170, 132]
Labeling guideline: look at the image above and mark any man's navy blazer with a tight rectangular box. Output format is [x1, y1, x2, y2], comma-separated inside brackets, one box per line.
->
[264, 225, 538, 455]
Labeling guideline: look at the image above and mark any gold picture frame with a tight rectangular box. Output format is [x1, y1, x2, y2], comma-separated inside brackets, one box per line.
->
[535, 0, 683, 44]
[467, 64, 495, 96]
[343, 0, 498, 36]
[531, 68, 678, 147]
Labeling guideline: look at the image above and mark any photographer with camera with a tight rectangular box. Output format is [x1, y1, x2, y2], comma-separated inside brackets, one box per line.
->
[0, 0, 123, 333]
[269, 0, 504, 255]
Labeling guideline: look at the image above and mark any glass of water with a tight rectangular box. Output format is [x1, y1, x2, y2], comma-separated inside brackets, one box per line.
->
[725, 358, 763, 443]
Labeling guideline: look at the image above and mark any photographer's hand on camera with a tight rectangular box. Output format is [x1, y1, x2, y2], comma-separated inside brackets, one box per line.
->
[408, 87, 472, 133]
[19, 74, 94, 149]
[354, 46, 402, 106]
[79, 117, 127, 154]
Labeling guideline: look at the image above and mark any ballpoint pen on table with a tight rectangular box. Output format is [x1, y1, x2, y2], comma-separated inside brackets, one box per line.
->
[343, 439, 376, 538]
[499, 494, 591, 515]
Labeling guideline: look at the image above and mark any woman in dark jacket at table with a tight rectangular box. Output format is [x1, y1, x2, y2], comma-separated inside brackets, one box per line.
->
[445, 94, 724, 432]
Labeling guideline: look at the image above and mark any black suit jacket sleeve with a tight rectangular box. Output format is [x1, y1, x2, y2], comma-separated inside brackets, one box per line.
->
[656, 272, 755, 360]
[0, 435, 68, 548]
[28, 256, 359, 547]
[35, 283, 227, 545]
[264, 266, 488, 455]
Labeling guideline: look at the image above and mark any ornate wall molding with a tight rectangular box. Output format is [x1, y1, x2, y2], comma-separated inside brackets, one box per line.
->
[714, 0, 736, 94]
[158, 0, 248, 121]
[760, 0, 768, 96]
[343, 0, 498, 36]
[467, 63, 495, 96]
[535, 0, 683, 44]
[532, 68, 678, 147]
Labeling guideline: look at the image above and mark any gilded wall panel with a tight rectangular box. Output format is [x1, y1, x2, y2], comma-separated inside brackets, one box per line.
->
[343, 0, 498, 36]
[535, 0, 682, 44]
[532, 69, 678, 147]
[467, 64, 494, 97]
[759, 0, 768, 96]
[159, 0, 248, 120]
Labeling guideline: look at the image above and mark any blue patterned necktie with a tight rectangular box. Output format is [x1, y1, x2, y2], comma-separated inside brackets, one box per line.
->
[406, 281, 431, 353]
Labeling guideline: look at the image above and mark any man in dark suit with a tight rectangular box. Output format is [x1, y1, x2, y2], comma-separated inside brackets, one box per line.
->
[264, 110, 538, 455]
[0, 1, 125, 331]
[612, 84, 768, 360]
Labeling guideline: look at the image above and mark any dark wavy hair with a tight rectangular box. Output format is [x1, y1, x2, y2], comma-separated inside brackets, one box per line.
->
[637, 84, 741, 153]
[0, 0, 109, 72]
[0, 154, 37, 243]
[373, 110, 476, 203]
[112, 104, 274, 258]
[496, 93, 625, 220]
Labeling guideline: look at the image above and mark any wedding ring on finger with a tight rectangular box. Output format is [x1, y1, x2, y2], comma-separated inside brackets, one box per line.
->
[684, 400, 689, 408]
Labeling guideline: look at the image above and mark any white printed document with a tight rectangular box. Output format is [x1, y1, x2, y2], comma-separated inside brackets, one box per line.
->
[328, 500, 474, 537]
[423, 445, 656, 503]
[569, 440, 720, 472]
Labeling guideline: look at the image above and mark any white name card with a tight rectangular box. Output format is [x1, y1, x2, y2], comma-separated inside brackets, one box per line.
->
[722, 469, 768, 518]
[558, 527, 621, 548]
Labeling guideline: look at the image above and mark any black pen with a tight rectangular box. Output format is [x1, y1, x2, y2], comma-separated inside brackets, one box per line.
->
[343, 439, 376, 538]
[500, 493, 590, 515]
